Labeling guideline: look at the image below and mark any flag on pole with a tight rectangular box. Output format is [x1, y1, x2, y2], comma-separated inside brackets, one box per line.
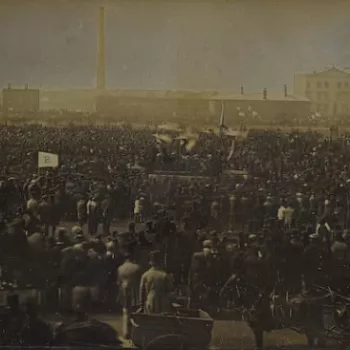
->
[158, 123, 182, 132]
[176, 133, 198, 152]
[38, 152, 59, 168]
[219, 100, 227, 130]
[223, 128, 248, 139]
[227, 139, 235, 161]
[153, 133, 173, 144]
[185, 139, 197, 152]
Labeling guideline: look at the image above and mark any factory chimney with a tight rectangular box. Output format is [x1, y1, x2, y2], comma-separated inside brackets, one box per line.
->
[284, 85, 287, 97]
[240, 86, 244, 95]
[97, 6, 106, 90]
[263, 88, 267, 100]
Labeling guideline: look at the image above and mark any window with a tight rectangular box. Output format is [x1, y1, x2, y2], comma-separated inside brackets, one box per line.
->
[317, 92, 322, 100]
[345, 82, 349, 88]
[324, 81, 329, 88]
[317, 103, 328, 113]
[317, 81, 322, 88]
[338, 82, 342, 89]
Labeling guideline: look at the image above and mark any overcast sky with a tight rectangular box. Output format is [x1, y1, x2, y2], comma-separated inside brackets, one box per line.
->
[1, 0, 350, 92]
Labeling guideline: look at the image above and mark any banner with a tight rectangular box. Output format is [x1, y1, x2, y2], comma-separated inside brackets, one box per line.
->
[158, 123, 182, 132]
[38, 152, 59, 168]
[227, 139, 235, 161]
[224, 128, 249, 139]
[153, 133, 173, 144]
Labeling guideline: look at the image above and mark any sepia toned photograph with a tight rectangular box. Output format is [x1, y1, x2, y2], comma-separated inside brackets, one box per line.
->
[1, 0, 350, 348]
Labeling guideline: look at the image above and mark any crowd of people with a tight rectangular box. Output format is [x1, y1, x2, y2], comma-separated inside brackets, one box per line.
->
[1, 121, 350, 345]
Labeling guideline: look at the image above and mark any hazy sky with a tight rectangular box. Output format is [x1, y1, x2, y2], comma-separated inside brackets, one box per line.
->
[1, 0, 350, 92]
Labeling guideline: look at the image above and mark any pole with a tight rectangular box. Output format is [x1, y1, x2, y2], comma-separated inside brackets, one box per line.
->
[345, 188, 349, 232]
[97, 7, 106, 90]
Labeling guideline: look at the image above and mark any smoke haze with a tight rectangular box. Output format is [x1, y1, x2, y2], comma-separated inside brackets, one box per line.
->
[1, 0, 350, 92]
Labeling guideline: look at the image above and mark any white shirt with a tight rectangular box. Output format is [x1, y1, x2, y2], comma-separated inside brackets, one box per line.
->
[284, 206, 294, 225]
[134, 197, 145, 214]
[86, 200, 97, 215]
[277, 206, 286, 221]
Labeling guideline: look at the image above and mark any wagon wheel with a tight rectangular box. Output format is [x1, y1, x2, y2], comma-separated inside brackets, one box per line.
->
[144, 334, 188, 350]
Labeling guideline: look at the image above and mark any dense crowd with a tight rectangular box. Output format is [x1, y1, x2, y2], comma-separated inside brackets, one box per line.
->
[1, 122, 350, 346]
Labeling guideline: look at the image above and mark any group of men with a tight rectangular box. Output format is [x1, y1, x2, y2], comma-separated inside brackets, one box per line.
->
[1, 122, 350, 344]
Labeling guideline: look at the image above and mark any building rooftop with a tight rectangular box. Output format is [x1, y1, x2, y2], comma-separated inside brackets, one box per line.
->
[39, 88, 310, 102]
[211, 92, 310, 102]
[102, 89, 309, 102]
[295, 66, 350, 76]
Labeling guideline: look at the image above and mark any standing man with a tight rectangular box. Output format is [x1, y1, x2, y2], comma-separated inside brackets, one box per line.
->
[38, 195, 52, 237]
[86, 196, 100, 236]
[117, 250, 142, 339]
[76, 195, 87, 229]
[139, 250, 173, 314]
[101, 194, 113, 236]
[188, 240, 215, 309]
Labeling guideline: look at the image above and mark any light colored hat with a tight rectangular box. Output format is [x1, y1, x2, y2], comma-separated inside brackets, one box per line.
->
[309, 232, 320, 240]
[202, 240, 213, 249]
[71, 226, 83, 236]
[106, 241, 115, 251]
[248, 234, 257, 241]
[73, 243, 84, 250]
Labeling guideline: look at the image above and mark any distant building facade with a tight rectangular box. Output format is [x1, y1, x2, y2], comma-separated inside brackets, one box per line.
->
[294, 67, 350, 117]
[2, 84, 40, 113]
[96, 88, 310, 124]
[39, 90, 97, 112]
[33, 88, 311, 124]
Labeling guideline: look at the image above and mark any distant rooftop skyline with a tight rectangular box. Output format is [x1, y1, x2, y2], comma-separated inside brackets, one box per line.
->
[1, 0, 350, 91]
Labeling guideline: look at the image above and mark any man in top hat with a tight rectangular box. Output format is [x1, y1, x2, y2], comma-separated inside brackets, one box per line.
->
[189, 240, 216, 308]
[101, 194, 113, 235]
[139, 250, 173, 314]
[86, 196, 101, 236]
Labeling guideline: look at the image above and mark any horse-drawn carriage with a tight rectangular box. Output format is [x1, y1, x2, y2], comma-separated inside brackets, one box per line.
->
[130, 308, 213, 349]
[54, 305, 213, 350]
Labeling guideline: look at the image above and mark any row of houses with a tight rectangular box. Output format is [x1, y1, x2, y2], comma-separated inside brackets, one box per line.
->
[4, 66, 350, 123]
[1, 85, 311, 124]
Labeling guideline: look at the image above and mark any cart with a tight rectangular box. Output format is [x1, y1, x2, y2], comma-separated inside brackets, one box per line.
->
[130, 308, 214, 350]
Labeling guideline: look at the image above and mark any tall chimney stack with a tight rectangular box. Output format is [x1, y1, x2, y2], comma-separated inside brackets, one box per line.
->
[240, 86, 244, 95]
[97, 6, 106, 90]
[263, 88, 267, 100]
[284, 84, 287, 97]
